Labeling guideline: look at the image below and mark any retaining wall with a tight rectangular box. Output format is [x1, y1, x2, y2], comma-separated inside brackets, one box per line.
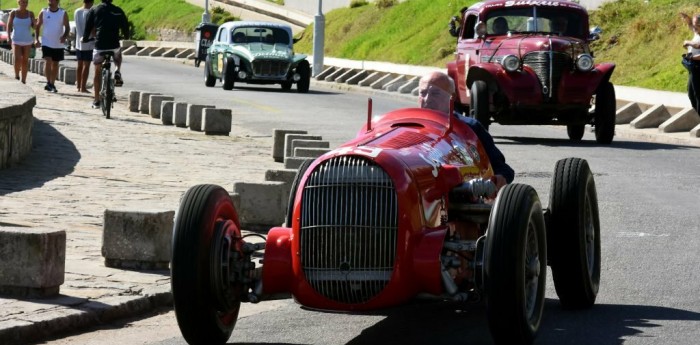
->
[0, 78, 35, 170]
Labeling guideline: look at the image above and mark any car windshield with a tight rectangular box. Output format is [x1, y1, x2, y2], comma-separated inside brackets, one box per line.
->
[485, 8, 584, 38]
[230, 27, 290, 45]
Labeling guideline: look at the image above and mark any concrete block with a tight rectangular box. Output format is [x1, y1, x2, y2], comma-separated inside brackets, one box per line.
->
[346, 70, 369, 85]
[265, 168, 298, 185]
[659, 108, 700, 133]
[0, 227, 66, 298]
[58, 65, 66, 82]
[284, 157, 309, 170]
[398, 76, 420, 94]
[186, 52, 196, 60]
[161, 101, 175, 125]
[272, 129, 307, 162]
[294, 147, 330, 158]
[162, 48, 179, 58]
[173, 102, 189, 127]
[63, 67, 77, 85]
[202, 108, 232, 135]
[102, 209, 175, 270]
[149, 95, 175, 118]
[136, 46, 156, 57]
[325, 67, 349, 82]
[691, 123, 700, 137]
[358, 71, 383, 87]
[187, 104, 216, 131]
[630, 104, 671, 129]
[383, 75, 408, 92]
[139, 92, 160, 114]
[232, 181, 287, 228]
[122, 45, 139, 55]
[616, 102, 642, 124]
[284, 134, 322, 160]
[149, 47, 167, 57]
[129, 90, 141, 112]
[175, 49, 195, 59]
[315, 66, 336, 80]
[336, 69, 361, 83]
[38, 60, 46, 76]
[291, 139, 330, 156]
[370, 73, 397, 90]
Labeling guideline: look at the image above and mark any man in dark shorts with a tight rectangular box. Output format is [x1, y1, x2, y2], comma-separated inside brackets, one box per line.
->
[83, 0, 129, 108]
[35, 0, 70, 93]
[74, 0, 95, 93]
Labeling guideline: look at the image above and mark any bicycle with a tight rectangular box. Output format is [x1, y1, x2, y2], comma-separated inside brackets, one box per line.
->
[98, 51, 116, 119]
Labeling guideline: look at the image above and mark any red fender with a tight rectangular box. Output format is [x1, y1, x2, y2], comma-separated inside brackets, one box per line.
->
[261, 227, 293, 294]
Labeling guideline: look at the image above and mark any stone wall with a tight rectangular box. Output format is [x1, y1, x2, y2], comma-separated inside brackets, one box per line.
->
[0, 79, 35, 170]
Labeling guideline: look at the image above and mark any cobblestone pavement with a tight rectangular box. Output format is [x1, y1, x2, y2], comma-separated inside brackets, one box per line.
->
[0, 60, 280, 344]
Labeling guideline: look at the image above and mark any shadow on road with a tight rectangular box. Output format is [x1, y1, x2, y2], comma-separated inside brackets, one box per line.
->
[0, 118, 80, 196]
[231, 85, 341, 96]
[494, 135, 697, 151]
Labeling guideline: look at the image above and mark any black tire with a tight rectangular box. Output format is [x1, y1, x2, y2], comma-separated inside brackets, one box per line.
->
[594, 81, 615, 144]
[567, 124, 585, 142]
[222, 57, 236, 91]
[204, 57, 216, 87]
[100, 69, 111, 119]
[485, 183, 547, 345]
[285, 158, 314, 227]
[296, 62, 310, 93]
[548, 158, 601, 309]
[281, 81, 293, 91]
[172, 184, 242, 345]
[470, 80, 490, 130]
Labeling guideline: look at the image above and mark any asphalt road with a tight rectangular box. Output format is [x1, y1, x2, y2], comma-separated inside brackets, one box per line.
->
[43, 56, 700, 345]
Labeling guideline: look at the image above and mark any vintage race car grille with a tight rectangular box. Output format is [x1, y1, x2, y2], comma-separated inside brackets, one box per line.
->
[300, 155, 398, 304]
[523, 51, 572, 101]
[252, 59, 289, 78]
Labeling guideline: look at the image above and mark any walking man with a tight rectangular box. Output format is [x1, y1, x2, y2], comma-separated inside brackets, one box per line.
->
[35, 0, 70, 93]
[74, 0, 94, 93]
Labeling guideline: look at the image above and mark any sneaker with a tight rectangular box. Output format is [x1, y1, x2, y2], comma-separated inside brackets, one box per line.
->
[44, 83, 52, 91]
[92, 100, 100, 109]
[51, 84, 58, 93]
[114, 71, 123, 87]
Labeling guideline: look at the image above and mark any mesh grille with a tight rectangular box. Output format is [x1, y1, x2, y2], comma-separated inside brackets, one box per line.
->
[300, 156, 398, 304]
[523, 52, 573, 101]
[252, 59, 289, 78]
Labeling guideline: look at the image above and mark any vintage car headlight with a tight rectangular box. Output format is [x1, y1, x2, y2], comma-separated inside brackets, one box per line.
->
[238, 71, 248, 79]
[576, 54, 594, 72]
[501, 55, 521, 72]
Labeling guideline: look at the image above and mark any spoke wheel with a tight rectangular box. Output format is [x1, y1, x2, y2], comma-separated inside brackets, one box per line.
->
[172, 184, 242, 345]
[485, 183, 546, 345]
[548, 157, 601, 309]
[100, 69, 111, 119]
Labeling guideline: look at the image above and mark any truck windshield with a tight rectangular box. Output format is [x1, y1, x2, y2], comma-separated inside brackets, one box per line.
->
[485, 8, 584, 38]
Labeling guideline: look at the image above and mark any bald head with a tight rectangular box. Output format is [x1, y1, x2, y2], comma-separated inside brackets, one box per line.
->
[418, 72, 455, 114]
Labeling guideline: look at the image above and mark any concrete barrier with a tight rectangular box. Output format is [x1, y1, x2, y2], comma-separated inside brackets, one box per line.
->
[616, 102, 642, 124]
[272, 129, 307, 162]
[102, 209, 175, 270]
[0, 79, 35, 169]
[173, 102, 189, 127]
[63, 67, 77, 85]
[290, 139, 330, 156]
[659, 108, 700, 133]
[149, 95, 175, 118]
[139, 92, 160, 114]
[136, 46, 156, 57]
[149, 47, 167, 57]
[630, 104, 671, 129]
[129, 90, 141, 112]
[232, 181, 287, 228]
[187, 104, 216, 131]
[161, 101, 175, 125]
[265, 169, 298, 185]
[294, 147, 330, 158]
[0, 227, 66, 298]
[202, 108, 232, 135]
[122, 45, 140, 55]
[284, 134, 322, 160]
[284, 156, 309, 170]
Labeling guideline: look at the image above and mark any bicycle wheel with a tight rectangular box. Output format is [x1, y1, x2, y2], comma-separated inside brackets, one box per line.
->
[101, 68, 112, 119]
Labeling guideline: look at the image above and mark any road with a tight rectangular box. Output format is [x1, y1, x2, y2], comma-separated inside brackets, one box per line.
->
[37, 56, 700, 345]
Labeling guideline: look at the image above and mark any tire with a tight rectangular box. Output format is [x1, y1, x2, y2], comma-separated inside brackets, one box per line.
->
[470, 80, 490, 130]
[172, 184, 242, 345]
[548, 158, 601, 309]
[567, 124, 585, 142]
[281, 81, 292, 91]
[100, 69, 111, 119]
[594, 81, 615, 144]
[204, 57, 216, 87]
[285, 158, 314, 227]
[296, 62, 310, 94]
[222, 57, 236, 91]
[485, 184, 547, 345]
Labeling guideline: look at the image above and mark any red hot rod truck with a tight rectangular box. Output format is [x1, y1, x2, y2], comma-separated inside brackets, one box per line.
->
[170, 104, 602, 345]
[447, 0, 616, 143]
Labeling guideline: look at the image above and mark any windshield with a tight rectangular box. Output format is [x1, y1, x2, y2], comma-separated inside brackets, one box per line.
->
[485, 8, 584, 38]
[230, 27, 290, 45]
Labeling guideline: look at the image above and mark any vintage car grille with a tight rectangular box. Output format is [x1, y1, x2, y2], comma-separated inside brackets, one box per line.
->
[252, 59, 289, 78]
[300, 156, 398, 304]
[523, 51, 573, 101]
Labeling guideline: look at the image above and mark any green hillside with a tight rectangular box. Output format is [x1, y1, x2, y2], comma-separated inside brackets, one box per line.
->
[294, 0, 700, 92]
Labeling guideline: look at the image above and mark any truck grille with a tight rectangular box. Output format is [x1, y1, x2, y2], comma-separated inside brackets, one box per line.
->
[300, 156, 398, 304]
[252, 59, 289, 78]
[523, 52, 572, 101]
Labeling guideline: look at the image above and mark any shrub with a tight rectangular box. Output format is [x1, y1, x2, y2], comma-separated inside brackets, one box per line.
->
[350, 0, 369, 8]
[375, 0, 398, 9]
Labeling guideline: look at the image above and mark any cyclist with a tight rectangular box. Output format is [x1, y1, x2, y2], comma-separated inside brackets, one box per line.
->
[82, 0, 129, 108]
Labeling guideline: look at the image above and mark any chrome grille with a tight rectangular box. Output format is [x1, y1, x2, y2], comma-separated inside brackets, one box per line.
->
[300, 155, 398, 304]
[252, 59, 289, 77]
[523, 52, 573, 101]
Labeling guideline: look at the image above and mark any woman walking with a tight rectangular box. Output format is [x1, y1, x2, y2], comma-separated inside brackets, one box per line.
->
[680, 12, 700, 114]
[6, 0, 36, 84]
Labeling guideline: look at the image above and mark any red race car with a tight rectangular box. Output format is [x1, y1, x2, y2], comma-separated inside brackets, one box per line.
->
[171, 104, 601, 345]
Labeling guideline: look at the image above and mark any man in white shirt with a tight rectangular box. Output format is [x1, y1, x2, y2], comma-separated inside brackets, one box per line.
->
[74, 0, 94, 93]
[35, 0, 70, 93]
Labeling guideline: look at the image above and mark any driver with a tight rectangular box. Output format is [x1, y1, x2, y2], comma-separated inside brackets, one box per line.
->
[418, 71, 514, 191]
[551, 16, 568, 35]
[492, 17, 509, 35]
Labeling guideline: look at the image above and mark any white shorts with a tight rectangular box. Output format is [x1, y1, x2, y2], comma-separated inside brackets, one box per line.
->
[93, 48, 122, 65]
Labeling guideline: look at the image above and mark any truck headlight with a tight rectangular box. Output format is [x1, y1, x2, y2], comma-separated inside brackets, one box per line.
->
[576, 54, 594, 72]
[501, 55, 521, 72]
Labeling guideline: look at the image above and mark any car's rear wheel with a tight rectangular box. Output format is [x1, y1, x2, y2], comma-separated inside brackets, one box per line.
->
[547, 158, 601, 309]
[594, 81, 615, 144]
[470, 80, 490, 130]
[222, 57, 236, 91]
[567, 124, 585, 142]
[204, 57, 216, 87]
[172, 184, 242, 345]
[485, 184, 546, 345]
[296, 62, 311, 93]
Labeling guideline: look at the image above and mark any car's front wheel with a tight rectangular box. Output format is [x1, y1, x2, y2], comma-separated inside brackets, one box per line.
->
[222, 57, 236, 91]
[204, 57, 216, 87]
[470, 80, 490, 130]
[296, 62, 311, 93]
[567, 124, 585, 142]
[594, 81, 616, 144]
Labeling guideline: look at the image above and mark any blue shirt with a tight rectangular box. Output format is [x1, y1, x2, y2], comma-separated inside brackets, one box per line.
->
[456, 114, 515, 183]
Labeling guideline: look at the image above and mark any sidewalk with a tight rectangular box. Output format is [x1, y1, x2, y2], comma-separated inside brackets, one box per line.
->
[0, 61, 279, 344]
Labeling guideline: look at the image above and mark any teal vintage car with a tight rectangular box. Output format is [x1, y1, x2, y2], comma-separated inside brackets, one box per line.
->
[203, 21, 311, 93]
